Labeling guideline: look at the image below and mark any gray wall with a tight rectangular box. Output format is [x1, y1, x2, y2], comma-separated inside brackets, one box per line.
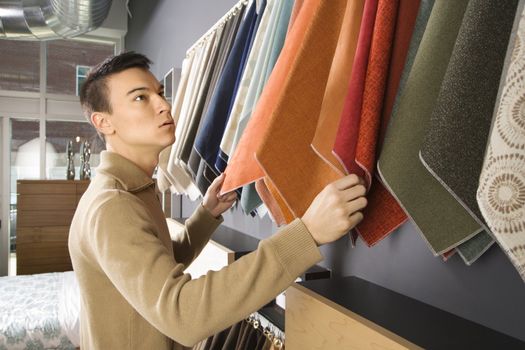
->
[126, 0, 240, 79]
[126, 0, 525, 342]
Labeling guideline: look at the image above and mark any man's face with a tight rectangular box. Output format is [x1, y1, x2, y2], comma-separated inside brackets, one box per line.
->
[105, 67, 175, 152]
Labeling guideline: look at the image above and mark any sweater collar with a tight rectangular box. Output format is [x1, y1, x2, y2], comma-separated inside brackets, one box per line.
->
[96, 151, 155, 192]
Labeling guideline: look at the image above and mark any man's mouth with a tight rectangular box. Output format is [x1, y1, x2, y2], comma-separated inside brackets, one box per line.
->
[160, 120, 174, 127]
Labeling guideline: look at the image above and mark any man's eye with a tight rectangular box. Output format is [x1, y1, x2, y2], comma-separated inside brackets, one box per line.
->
[159, 91, 165, 98]
[134, 95, 146, 101]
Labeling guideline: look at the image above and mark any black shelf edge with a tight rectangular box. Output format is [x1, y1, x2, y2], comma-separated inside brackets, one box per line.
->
[258, 304, 285, 332]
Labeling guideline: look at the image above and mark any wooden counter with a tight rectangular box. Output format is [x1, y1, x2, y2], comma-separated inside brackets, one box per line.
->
[285, 276, 525, 349]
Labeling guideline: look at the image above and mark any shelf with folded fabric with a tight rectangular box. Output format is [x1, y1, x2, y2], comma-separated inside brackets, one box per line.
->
[170, 217, 259, 265]
[285, 276, 525, 349]
[171, 217, 331, 280]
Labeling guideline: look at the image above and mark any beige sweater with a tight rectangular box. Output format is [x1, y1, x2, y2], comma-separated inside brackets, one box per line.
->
[68, 151, 322, 349]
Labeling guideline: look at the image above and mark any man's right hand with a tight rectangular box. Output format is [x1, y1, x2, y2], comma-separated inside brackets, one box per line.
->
[302, 175, 367, 246]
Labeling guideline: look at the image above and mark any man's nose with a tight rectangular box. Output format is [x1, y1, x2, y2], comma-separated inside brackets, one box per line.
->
[156, 94, 171, 114]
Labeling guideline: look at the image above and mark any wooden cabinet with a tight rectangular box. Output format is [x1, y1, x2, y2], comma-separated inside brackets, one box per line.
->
[16, 180, 89, 275]
[285, 276, 525, 349]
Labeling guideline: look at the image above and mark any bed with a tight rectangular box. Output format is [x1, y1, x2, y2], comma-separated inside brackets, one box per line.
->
[0, 271, 80, 350]
[0, 219, 240, 349]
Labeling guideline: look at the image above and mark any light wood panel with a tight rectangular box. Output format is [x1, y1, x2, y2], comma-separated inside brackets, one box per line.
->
[184, 241, 232, 278]
[155, 183, 172, 218]
[285, 284, 421, 350]
[166, 218, 238, 276]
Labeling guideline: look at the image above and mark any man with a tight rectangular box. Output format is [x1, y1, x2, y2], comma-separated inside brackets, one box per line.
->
[69, 51, 367, 349]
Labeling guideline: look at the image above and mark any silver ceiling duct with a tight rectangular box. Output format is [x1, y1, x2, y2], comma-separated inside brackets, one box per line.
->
[0, 0, 113, 40]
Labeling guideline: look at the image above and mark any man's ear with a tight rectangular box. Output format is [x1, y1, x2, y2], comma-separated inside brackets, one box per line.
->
[91, 112, 115, 137]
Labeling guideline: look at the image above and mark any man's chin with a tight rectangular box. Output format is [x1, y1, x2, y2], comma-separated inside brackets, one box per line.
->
[161, 136, 175, 150]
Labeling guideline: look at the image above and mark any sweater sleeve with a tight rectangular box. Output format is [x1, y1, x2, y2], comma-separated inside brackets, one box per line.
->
[90, 194, 322, 347]
[171, 203, 223, 267]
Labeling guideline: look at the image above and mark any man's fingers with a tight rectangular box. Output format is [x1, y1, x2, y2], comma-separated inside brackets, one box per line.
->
[209, 173, 225, 193]
[346, 196, 368, 214]
[348, 211, 364, 227]
[342, 184, 367, 202]
[333, 174, 362, 190]
[226, 192, 238, 200]
[218, 192, 237, 202]
[218, 190, 237, 200]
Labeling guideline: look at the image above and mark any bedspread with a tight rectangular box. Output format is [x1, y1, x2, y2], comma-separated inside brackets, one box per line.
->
[0, 271, 79, 350]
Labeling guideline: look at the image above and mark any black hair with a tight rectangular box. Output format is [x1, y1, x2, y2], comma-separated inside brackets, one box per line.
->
[79, 51, 152, 129]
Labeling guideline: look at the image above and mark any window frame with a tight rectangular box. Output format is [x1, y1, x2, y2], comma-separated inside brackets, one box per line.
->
[76, 65, 92, 97]
[0, 36, 120, 276]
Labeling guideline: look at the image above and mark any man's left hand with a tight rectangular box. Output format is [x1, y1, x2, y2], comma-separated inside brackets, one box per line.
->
[202, 173, 238, 218]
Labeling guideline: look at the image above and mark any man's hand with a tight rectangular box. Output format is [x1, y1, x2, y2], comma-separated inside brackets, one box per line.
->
[202, 173, 238, 218]
[302, 175, 367, 246]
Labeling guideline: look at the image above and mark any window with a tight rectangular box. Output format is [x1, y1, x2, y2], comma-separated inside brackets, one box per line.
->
[10, 118, 41, 253]
[47, 40, 115, 95]
[10, 119, 41, 180]
[76, 65, 91, 96]
[0, 41, 40, 92]
[45, 120, 105, 180]
[1, 36, 120, 275]
[164, 68, 174, 105]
